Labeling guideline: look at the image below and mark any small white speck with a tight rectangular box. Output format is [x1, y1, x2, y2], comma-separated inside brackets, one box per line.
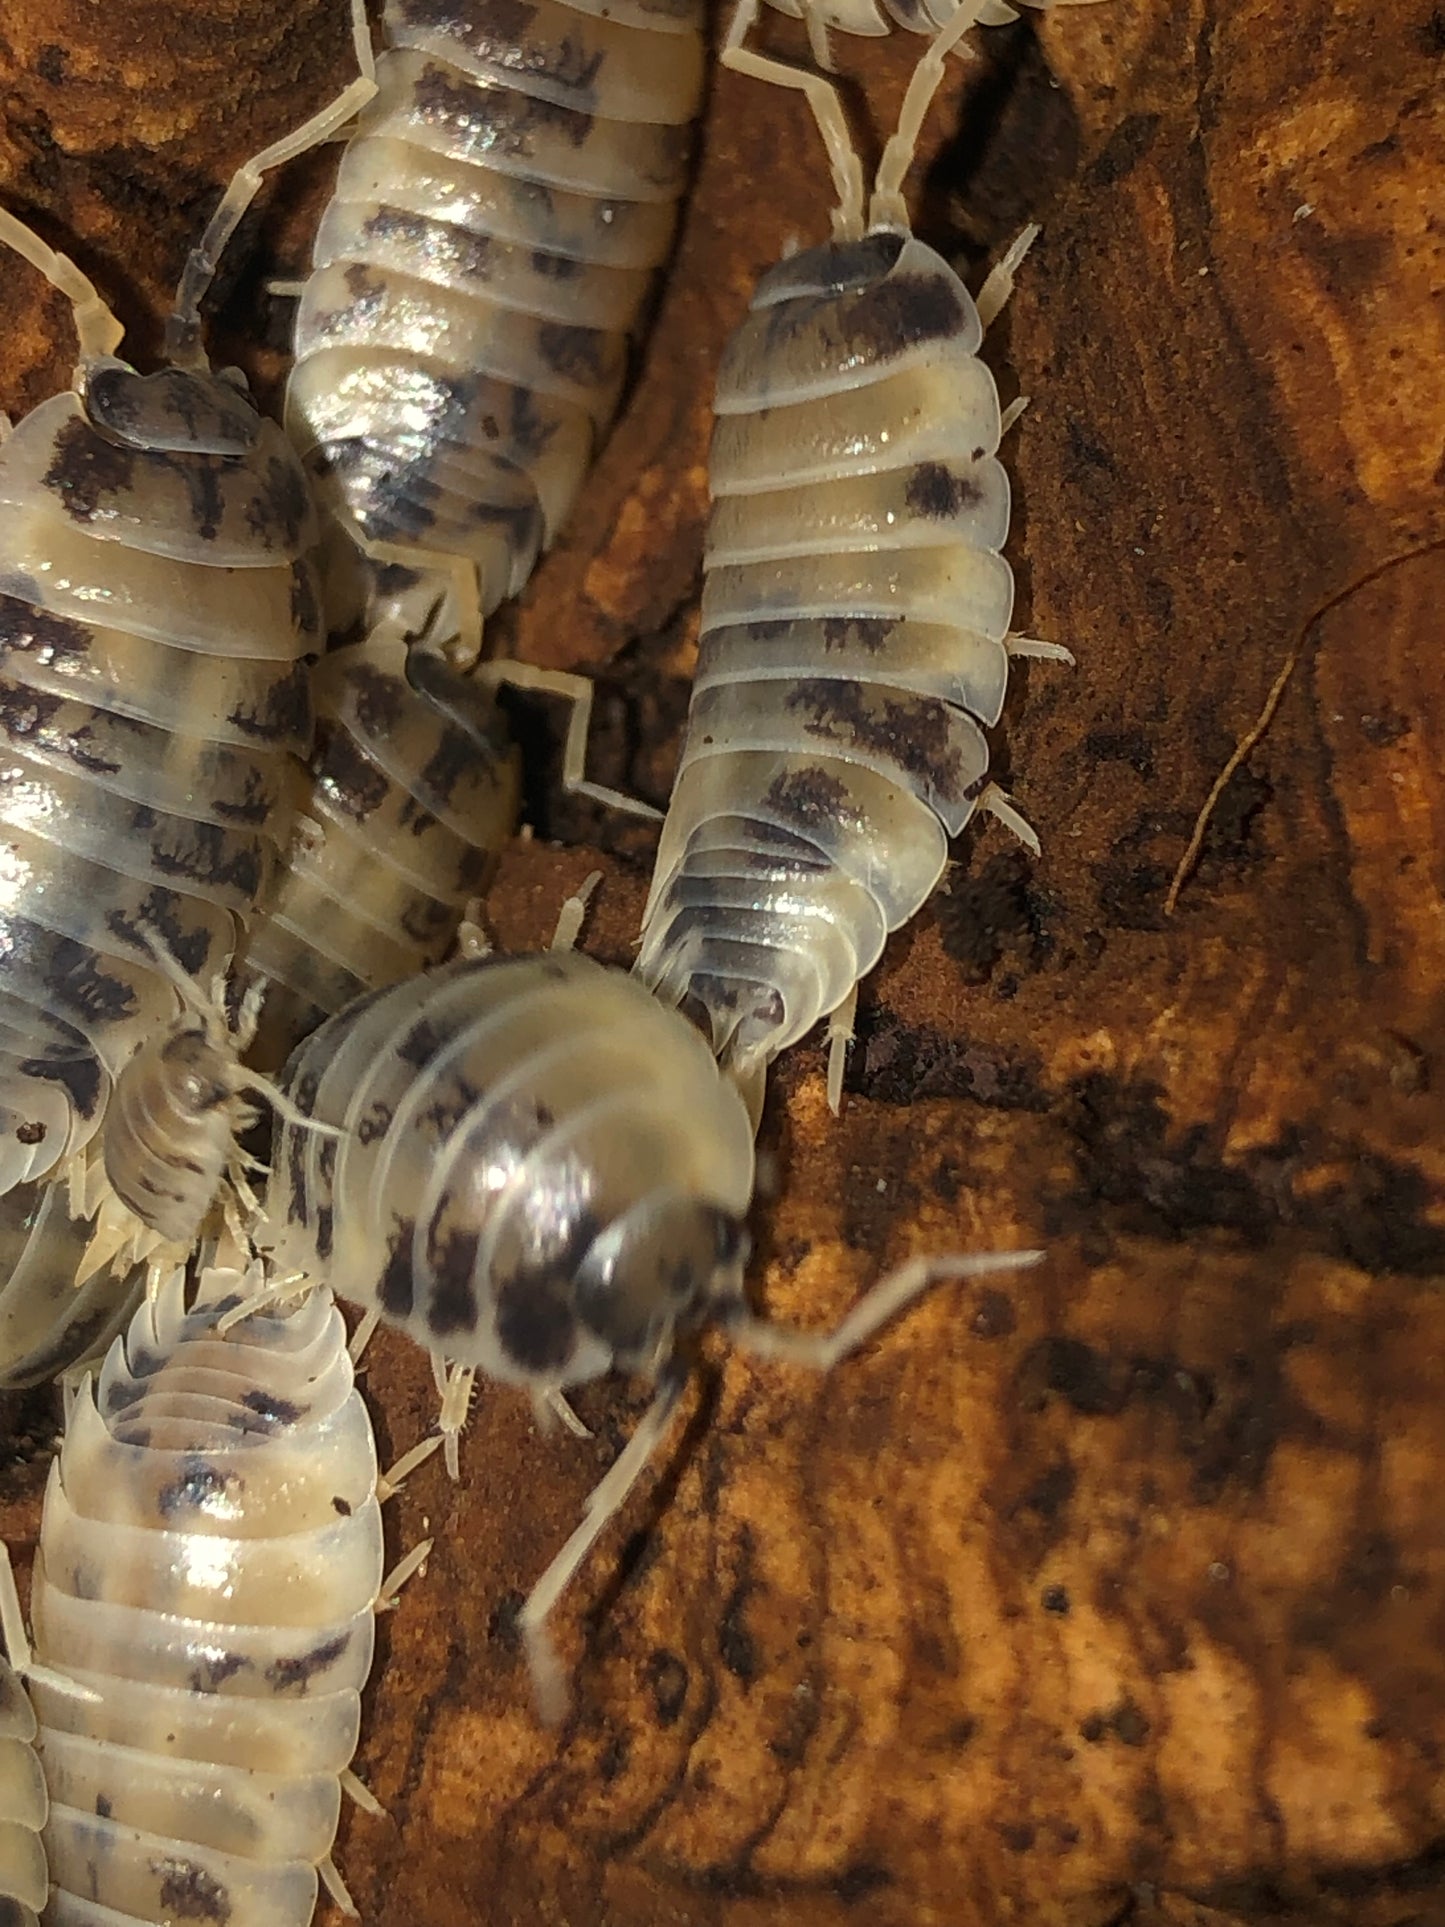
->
[1207, 1560, 1230, 1583]
[1198, 266, 1210, 277]
[876, 1177, 887, 1193]
[1133, 546, 1145, 555]
[1293, 202, 1314, 223]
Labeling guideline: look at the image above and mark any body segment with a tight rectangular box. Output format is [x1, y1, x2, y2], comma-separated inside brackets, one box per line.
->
[287, 0, 707, 651]
[28, 1266, 384, 1925]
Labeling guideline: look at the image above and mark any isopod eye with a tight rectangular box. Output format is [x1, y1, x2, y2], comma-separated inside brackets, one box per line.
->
[574, 1197, 746, 1370]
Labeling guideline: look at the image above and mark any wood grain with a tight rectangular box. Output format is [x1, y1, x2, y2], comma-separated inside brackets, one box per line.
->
[1, 2, 1443, 1922]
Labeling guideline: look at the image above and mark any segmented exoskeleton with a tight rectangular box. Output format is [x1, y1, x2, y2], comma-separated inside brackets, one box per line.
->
[237, 633, 521, 1067]
[0, 1179, 143, 1391]
[25, 1258, 408, 1924]
[636, 0, 1072, 1117]
[764, 0, 1099, 69]
[0, 62, 374, 1307]
[0, 1651, 47, 1925]
[287, 0, 705, 666]
[265, 935, 1040, 1719]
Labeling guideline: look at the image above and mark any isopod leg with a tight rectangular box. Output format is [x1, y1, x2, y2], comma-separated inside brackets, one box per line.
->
[476, 660, 664, 821]
[721, 0, 866, 242]
[377, 1537, 434, 1612]
[339, 1767, 386, 1819]
[518, 1363, 689, 1727]
[869, 2, 990, 231]
[1007, 634, 1076, 666]
[318, 1853, 361, 1920]
[165, 0, 379, 366]
[825, 982, 858, 1114]
[976, 222, 1041, 332]
[978, 781, 1041, 855]
[0, 207, 124, 364]
[376, 1435, 444, 1499]
[533, 1386, 594, 1440]
[548, 871, 602, 954]
[998, 393, 1030, 436]
[724, 1247, 1044, 1372]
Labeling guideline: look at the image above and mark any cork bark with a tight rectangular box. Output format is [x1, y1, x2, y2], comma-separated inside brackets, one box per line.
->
[1, 2, 1443, 1924]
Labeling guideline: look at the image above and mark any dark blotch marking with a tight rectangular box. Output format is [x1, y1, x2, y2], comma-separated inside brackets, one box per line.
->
[425, 1226, 482, 1338]
[764, 765, 852, 832]
[188, 1649, 249, 1693]
[265, 1631, 351, 1694]
[378, 1225, 416, 1320]
[157, 1859, 232, 1922]
[493, 1270, 577, 1374]
[42, 414, 138, 521]
[1041, 1584, 1070, 1615]
[21, 1049, 104, 1120]
[537, 321, 611, 388]
[905, 461, 981, 520]
[836, 271, 967, 360]
[239, 1388, 303, 1425]
[0, 593, 92, 665]
[397, 1016, 444, 1069]
[332, 1495, 352, 1516]
[820, 614, 896, 654]
[157, 1455, 234, 1519]
[357, 1100, 393, 1146]
[227, 661, 312, 746]
[786, 676, 967, 803]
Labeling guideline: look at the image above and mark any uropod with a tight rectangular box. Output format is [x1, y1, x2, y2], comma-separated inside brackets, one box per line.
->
[283, 0, 707, 810]
[19, 1255, 422, 1925]
[636, 0, 1073, 1119]
[263, 900, 1042, 1721]
[0, 53, 371, 1287]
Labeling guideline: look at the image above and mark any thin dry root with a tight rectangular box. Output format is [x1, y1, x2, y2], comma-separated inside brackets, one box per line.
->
[1164, 640, 1301, 915]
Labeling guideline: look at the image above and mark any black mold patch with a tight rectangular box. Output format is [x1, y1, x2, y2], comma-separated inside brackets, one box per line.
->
[937, 849, 1053, 984]
[858, 1012, 1050, 1112]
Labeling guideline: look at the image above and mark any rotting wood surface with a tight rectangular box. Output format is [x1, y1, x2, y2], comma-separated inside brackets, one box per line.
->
[0, 3, 1442, 1923]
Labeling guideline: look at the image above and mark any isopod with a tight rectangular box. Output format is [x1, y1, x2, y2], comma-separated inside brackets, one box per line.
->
[763, 0, 1102, 74]
[0, 1650, 46, 1925]
[283, 0, 705, 808]
[0, 60, 372, 1284]
[21, 1254, 416, 1925]
[237, 633, 521, 1067]
[263, 929, 1040, 1719]
[635, 0, 1073, 1117]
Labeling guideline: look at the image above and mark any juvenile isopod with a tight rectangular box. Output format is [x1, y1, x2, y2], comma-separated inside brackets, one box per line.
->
[282, 0, 705, 811]
[19, 1254, 422, 1924]
[0, 57, 371, 1279]
[263, 915, 1041, 1720]
[636, 0, 1073, 1118]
